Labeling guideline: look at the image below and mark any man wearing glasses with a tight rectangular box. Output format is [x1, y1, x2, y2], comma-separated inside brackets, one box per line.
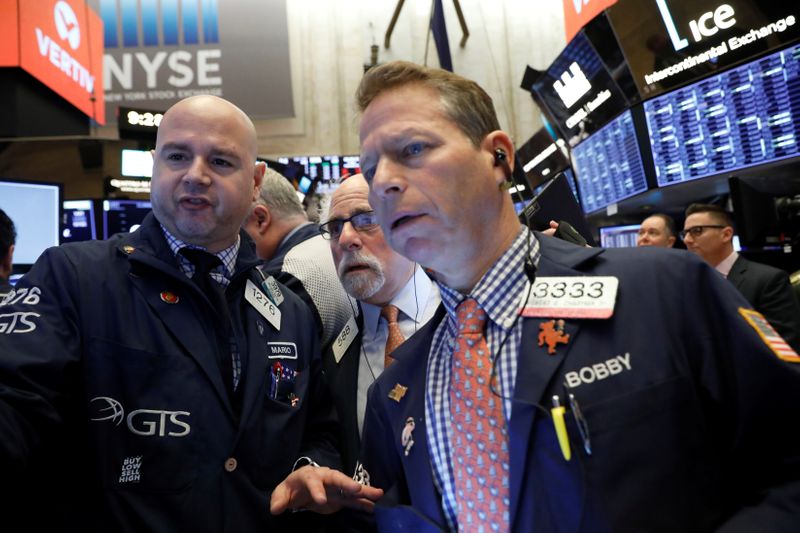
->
[683, 203, 800, 352]
[319, 173, 440, 477]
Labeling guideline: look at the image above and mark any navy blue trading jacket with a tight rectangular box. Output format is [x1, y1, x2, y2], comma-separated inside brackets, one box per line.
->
[360, 234, 800, 533]
[0, 212, 339, 532]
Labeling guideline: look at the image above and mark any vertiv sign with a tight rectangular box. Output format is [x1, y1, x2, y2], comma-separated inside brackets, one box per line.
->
[0, 0, 105, 123]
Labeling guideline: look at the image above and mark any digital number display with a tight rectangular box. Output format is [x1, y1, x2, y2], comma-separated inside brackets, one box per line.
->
[645, 44, 800, 186]
[571, 110, 649, 213]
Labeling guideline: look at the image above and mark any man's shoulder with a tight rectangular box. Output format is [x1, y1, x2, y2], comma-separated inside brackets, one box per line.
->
[734, 255, 788, 280]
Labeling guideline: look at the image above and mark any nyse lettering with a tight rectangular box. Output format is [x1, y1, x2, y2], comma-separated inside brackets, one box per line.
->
[104, 50, 222, 91]
[127, 409, 191, 437]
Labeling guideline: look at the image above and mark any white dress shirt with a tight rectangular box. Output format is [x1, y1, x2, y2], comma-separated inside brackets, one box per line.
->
[357, 265, 441, 434]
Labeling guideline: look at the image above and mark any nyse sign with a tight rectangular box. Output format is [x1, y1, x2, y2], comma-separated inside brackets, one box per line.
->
[90, 0, 294, 122]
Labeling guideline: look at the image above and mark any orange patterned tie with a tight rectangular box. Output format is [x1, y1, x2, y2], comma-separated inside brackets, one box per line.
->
[381, 304, 405, 368]
[449, 298, 509, 531]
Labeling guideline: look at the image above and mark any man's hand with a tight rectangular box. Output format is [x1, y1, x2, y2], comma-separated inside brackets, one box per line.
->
[270, 465, 384, 515]
[542, 220, 559, 237]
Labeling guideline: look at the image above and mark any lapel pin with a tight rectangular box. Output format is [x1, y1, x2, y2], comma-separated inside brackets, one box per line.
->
[388, 383, 408, 403]
[401, 417, 415, 456]
[122, 245, 135, 254]
[160, 291, 179, 304]
[538, 319, 570, 354]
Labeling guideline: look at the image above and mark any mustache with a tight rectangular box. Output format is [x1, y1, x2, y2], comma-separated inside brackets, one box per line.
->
[337, 250, 383, 277]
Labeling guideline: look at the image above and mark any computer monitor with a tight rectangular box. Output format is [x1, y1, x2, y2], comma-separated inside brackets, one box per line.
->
[62, 199, 98, 243]
[571, 109, 651, 214]
[599, 224, 641, 248]
[644, 43, 800, 187]
[0, 178, 62, 272]
[103, 200, 152, 239]
[121, 148, 154, 178]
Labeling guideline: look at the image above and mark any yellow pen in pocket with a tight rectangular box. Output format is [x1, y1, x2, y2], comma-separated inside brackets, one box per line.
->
[551, 395, 571, 461]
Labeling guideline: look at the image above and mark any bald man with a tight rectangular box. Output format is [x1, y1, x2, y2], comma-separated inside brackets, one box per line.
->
[0, 95, 380, 531]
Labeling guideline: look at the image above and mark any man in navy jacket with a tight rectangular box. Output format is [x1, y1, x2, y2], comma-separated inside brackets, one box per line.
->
[0, 95, 380, 531]
[354, 61, 800, 532]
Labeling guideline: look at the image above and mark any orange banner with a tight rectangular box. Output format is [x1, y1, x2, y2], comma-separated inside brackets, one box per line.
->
[563, 0, 618, 43]
[18, 0, 104, 123]
[0, 0, 20, 66]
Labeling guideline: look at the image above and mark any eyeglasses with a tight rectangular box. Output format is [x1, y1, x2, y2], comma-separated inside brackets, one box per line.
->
[319, 211, 379, 240]
[680, 225, 726, 239]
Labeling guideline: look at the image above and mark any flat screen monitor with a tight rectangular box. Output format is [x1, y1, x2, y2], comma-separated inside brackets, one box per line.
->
[571, 109, 651, 214]
[516, 129, 571, 190]
[599, 224, 641, 248]
[645, 43, 800, 187]
[62, 200, 98, 243]
[103, 200, 151, 239]
[607, 0, 800, 99]
[530, 17, 634, 146]
[121, 148, 154, 178]
[520, 172, 597, 246]
[0, 179, 62, 269]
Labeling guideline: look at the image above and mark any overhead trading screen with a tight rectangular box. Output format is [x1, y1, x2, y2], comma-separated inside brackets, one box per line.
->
[572, 109, 650, 213]
[645, 44, 800, 187]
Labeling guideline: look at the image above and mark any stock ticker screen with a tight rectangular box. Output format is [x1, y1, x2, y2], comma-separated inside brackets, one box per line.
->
[645, 44, 800, 187]
[571, 109, 650, 213]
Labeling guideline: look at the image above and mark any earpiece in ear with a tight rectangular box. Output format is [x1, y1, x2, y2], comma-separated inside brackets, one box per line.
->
[493, 148, 512, 181]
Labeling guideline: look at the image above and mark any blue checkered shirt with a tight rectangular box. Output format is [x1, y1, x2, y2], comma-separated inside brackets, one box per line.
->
[425, 227, 541, 531]
[162, 226, 243, 388]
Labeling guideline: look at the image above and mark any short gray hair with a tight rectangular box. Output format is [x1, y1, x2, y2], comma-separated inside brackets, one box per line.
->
[255, 167, 307, 219]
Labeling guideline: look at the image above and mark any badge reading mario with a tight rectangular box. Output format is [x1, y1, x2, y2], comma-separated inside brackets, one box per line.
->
[739, 308, 799, 363]
[538, 319, 570, 354]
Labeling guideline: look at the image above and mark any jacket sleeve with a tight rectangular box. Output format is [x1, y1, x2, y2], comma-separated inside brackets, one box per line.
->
[0, 247, 82, 473]
[685, 261, 800, 532]
[752, 268, 800, 354]
[294, 297, 342, 472]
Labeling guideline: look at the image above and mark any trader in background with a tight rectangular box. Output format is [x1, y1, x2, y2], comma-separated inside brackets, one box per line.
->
[319, 173, 440, 475]
[243, 167, 353, 347]
[0, 208, 15, 298]
[683, 202, 800, 352]
[354, 60, 800, 532]
[636, 213, 677, 248]
[0, 94, 380, 531]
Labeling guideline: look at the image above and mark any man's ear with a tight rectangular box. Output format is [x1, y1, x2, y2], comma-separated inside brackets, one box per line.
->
[253, 161, 266, 200]
[721, 226, 734, 243]
[1, 244, 13, 276]
[482, 130, 515, 186]
[252, 204, 272, 234]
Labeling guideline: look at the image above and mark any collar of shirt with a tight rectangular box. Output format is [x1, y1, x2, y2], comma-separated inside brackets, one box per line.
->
[277, 221, 314, 254]
[715, 250, 739, 279]
[361, 265, 435, 336]
[437, 226, 541, 329]
[161, 224, 239, 286]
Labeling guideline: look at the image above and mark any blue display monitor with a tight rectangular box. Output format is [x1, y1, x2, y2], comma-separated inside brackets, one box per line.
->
[62, 199, 98, 243]
[571, 109, 650, 214]
[645, 43, 800, 187]
[103, 200, 152, 239]
[0, 179, 62, 269]
[599, 224, 640, 248]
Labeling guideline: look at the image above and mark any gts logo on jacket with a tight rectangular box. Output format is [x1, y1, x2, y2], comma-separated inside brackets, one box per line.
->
[90, 396, 191, 437]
